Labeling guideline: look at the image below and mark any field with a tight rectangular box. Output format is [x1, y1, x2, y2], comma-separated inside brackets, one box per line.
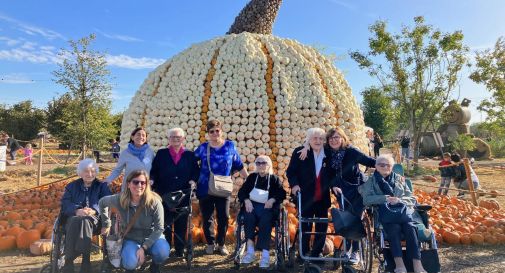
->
[1, 154, 504, 273]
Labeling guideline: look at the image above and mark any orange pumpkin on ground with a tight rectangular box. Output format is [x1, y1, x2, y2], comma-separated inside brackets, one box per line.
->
[16, 229, 41, 249]
[0, 236, 17, 251]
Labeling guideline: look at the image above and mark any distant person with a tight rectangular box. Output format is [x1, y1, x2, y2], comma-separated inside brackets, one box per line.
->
[400, 136, 410, 162]
[373, 132, 383, 158]
[111, 139, 120, 162]
[437, 152, 454, 195]
[24, 144, 33, 165]
[451, 153, 480, 197]
[6, 134, 21, 160]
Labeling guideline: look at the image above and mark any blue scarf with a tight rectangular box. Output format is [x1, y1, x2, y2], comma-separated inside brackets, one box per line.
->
[127, 143, 149, 162]
[374, 170, 397, 196]
[330, 146, 346, 174]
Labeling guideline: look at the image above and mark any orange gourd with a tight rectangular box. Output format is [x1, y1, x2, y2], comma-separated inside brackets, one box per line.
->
[0, 235, 17, 251]
[16, 229, 41, 249]
[470, 233, 484, 244]
[442, 231, 460, 244]
[4, 226, 26, 239]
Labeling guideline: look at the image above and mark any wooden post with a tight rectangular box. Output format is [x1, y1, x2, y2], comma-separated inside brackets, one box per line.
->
[37, 136, 44, 186]
[462, 158, 478, 206]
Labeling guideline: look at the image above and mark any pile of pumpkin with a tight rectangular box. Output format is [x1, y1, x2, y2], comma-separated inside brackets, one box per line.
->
[415, 190, 505, 245]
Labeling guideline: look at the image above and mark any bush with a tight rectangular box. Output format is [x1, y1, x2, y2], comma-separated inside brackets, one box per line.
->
[488, 139, 505, 158]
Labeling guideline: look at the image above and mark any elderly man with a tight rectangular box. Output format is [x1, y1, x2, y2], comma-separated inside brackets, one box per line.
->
[150, 127, 199, 257]
[286, 127, 337, 260]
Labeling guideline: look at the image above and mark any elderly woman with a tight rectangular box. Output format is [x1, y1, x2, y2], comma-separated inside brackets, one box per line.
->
[358, 155, 426, 273]
[237, 155, 286, 268]
[195, 119, 248, 255]
[60, 159, 112, 273]
[104, 127, 155, 190]
[99, 170, 169, 273]
[151, 128, 199, 257]
[286, 127, 337, 259]
[298, 127, 375, 262]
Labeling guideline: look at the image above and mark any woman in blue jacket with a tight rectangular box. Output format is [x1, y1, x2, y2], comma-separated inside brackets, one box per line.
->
[60, 158, 112, 273]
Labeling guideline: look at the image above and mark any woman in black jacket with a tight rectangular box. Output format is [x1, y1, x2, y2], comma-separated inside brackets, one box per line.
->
[150, 128, 199, 257]
[237, 155, 286, 268]
[287, 127, 337, 259]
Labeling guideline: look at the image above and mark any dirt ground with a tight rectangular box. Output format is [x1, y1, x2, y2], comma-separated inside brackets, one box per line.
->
[1, 155, 505, 272]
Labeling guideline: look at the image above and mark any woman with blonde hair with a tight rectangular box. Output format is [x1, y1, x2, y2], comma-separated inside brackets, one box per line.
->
[237, 155, 286, 268]
[99, 170, 169, 273]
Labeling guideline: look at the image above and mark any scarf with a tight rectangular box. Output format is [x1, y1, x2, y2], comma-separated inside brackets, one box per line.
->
[127, 143, 149, 162]
[330, 147, 346, 175]
[374, 170, 397, 196]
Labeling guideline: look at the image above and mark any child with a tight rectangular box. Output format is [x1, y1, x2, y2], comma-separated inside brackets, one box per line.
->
[111, 139, 120, 162]
[24, 143, 33, 165]
[437, 152, 453, 195]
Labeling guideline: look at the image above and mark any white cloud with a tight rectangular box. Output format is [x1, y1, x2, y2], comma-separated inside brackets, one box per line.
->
[0, 13, 66, 40]
[0, 36, 20, 46]
[96, 29, 143, 42]
[0, 47, 61, 64]
[106, 54, 165, 69]
[0, 73, 35, 84]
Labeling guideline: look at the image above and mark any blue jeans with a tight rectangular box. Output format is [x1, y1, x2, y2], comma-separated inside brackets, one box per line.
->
[121, 237, 170, 270]
[383, 222, 420, 259]
[438, 177, 451, 195]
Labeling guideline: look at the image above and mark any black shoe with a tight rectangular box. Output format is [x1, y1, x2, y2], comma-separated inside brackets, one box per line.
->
[63, 260, 75, 273]
[150, 263, 161, 273]
[174, 250, 184, 258]
[79, 261, 91, 273]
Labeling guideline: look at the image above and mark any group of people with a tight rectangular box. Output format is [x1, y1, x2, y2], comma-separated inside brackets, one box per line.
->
[60, 120, 427, 273]
[0, 131, 33, 165]
[438, 152, 480, 196]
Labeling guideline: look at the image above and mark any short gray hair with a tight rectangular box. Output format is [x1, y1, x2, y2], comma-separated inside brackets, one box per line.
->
[304, 127, 326, 144]
[77, 158, 99, 175]
[376, 154, 395, 166]
[254, 155, 274, 175]
[168, 127, 186, 137]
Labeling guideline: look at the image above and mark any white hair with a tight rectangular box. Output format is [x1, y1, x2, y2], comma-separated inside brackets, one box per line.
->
[76, 158, 99, 176]
[254, 155, 274, 175]
[376, 154, 395, 166]
[304, 127, 326, 144]
[168, 127, 186, 137]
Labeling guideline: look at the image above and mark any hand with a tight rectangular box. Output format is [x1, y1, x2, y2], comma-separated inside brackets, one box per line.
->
[386, 196, 400, 205]
[101, 227, 110, 235]
[264, 198, 275, 209]
[332, 187, 342, 195]
[83, 207, 96, 216]
[244, 199, 253, 213]
[76, 209, 87, 217]
[137, 247, 145, 266]
[297, 146, 309, 160]
[291, 185, 301, 195]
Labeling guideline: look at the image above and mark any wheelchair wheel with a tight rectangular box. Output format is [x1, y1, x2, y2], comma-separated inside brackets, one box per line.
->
[39, 264, 51, 273]
[50, 225, 65, 273]
[275, 209, 290, 271]
[233, 215, 246, 269]
[186, 216, 193, 269]
[359, 215, 373, 273]
[303, 264, 322, 273]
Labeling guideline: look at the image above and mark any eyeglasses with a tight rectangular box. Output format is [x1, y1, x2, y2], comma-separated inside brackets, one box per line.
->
[169, 136, 183, 139]
[208, 129, 221, 134]
[377, 163, 391, 168]
[329, 136, 341, 141]
[131, 180, 147, 186]
[255, 161, 268, 166]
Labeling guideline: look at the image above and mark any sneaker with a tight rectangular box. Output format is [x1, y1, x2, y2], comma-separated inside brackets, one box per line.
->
[241, 252, 256, 264]
[217, 245, 230, 256]
[205, 244, 215, 255]
[259, 254, 270, 268]
[349, 251, 360, 264]
[173, 249, 184, 258]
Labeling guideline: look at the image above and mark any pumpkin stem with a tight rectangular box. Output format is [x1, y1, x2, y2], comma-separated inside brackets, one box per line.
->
[227, 0, 283, 35]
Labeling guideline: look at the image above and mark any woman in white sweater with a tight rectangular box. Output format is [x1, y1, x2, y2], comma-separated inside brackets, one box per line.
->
[104, 127, 155, 190]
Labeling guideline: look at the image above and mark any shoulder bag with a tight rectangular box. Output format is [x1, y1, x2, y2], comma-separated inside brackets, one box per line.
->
[207, 144, 233, 197]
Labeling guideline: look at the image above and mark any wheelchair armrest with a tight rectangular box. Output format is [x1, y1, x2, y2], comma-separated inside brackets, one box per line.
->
[415, 204, 432, 211]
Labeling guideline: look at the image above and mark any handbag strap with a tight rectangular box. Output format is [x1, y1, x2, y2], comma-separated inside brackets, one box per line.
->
[123, 204, 144, 237]
[206, 144, 213, 175]
[253, 173, 270, 191]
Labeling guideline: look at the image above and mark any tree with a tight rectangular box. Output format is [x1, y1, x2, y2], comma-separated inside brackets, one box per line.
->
[350, 16, 468, 162]
[46, 93, 73, 138]
[450, 134, 476, 158]
[469, 37, 505, 130]
[361, 86, 397, 139]
[52, 34, 115, 158]
[0, 101, 46, 142]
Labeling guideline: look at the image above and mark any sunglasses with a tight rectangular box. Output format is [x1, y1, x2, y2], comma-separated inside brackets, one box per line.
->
[169, 135, 183, 139]
[255, 161, 268, 166]
[131, 179, 147, 186]
[329, 136, 341, 141]
[377, 163, 391, 168]
[208, 129, 221, 134]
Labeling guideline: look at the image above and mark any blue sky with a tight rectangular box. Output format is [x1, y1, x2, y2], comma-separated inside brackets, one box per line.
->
[1, 0, 503, 123]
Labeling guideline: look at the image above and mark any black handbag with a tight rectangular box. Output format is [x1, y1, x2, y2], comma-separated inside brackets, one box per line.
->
[378, 202, 413, 224]
[331, 196, 365, 240]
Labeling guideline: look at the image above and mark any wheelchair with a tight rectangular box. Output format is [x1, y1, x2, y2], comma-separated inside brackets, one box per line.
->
[161, 187, 195, 269]
[366, 164, 441, 273]
[39, 212, 103, 273]
[232, 199, 291, 271]
[289, 192, 373, 273]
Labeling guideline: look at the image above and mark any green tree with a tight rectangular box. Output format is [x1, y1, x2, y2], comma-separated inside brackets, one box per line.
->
[350, 16, 468, 162]
[469, 36, 505, 132]
[0, 101, 46, 142]
[450, 134, 476, 158]
[52, 34, 115, 158]
[46, 93, 73, 138]
[361, 86, 397, 139]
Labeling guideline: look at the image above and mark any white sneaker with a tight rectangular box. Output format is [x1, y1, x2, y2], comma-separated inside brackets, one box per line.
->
[205, 244, 215, 255]
[241, 252, 256, 264]
[349, 251, 360, 264]
[217, 245, 230, 256]
[259, 254, 270, 268]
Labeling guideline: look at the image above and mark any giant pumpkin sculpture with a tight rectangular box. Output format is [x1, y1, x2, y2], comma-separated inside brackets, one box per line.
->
[120, 0, 369, 187]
